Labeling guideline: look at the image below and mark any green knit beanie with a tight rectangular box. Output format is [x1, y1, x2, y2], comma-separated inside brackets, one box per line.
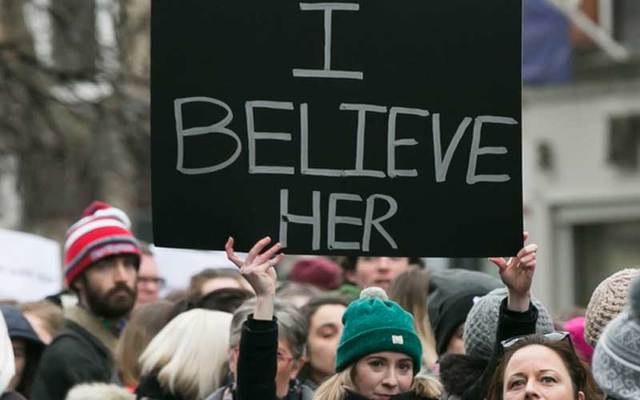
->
[336, 287, 422, 373]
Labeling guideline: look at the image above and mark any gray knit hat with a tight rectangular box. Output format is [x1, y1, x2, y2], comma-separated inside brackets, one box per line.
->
[463, 287, 554, 359]
[592, 275, 640, 400]
[585, 268, 640, 347]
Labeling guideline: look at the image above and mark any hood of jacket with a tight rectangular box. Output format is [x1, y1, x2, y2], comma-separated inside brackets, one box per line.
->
[0, 305, 44, 350]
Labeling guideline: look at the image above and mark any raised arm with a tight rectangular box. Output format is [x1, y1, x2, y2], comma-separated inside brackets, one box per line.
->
[461, 232, 540, 400]
[225, 236, 283, 319]
[225, 236, 283, 400]
[489, 232, 538, 312]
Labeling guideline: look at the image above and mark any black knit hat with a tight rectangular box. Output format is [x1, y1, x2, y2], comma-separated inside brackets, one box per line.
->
[427, 269, 501, 356]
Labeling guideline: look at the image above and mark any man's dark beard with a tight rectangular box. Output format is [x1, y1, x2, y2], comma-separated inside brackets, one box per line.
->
[84, 282, 137, 319]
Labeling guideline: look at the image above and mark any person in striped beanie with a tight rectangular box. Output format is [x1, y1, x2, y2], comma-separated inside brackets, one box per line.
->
[64, 201, 140, 286]
[62, 200, 141, 318]
[31, 201, 141, 400]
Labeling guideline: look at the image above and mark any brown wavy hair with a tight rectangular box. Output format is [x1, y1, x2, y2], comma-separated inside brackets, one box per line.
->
[487, 334, 603, 400]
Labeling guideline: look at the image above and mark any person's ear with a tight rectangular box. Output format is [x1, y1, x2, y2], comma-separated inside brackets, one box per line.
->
[344, 270, 356, 285]
[227, 347, 239, 380]
[72, 276, 86, 294]
[290, 356, 306, 380]
[576, 390, 585, 400]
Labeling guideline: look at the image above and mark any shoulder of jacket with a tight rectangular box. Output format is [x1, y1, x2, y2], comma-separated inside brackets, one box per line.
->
[299, 384, 315, 400]
[57, 320, 110, 353]
[39, 324, 111, 371]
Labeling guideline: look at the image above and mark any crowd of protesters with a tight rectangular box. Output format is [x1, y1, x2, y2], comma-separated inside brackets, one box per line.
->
[0, 201, 639, 400]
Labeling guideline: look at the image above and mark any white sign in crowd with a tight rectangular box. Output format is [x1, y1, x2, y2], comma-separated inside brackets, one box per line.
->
[0, 229, 62, 302]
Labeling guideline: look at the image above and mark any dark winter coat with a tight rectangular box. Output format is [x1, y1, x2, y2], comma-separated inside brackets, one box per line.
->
[30, 306, 119, 400]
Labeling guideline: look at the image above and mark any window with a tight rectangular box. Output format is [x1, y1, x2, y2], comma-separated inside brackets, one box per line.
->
[608, 114, 640, 170]
[574, 220, 640, 306]
[23, 0, 119, 103]
[613, 0, 640, 52]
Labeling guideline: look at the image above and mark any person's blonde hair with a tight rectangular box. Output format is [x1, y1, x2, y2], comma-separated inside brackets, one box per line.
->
[313, 364, 442, 400]
[313, 366, 357, 400]
[116, 301, 174, 386]
[139, 309, 232, 400]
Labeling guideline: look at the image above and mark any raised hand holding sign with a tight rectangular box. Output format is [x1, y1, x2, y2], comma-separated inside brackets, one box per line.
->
[490, 232, 538, 311]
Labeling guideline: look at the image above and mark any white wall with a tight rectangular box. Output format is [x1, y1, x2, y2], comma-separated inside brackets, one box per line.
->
[522, 78, 640, 312]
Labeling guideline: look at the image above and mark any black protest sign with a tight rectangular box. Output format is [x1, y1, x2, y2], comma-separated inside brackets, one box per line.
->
[151, 0, 523, 256]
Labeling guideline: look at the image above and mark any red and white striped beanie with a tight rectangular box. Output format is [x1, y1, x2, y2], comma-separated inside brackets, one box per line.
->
[64, 201, 141, 286]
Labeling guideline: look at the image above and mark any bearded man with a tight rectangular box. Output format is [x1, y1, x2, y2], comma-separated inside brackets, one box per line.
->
[31, 201, 140, 400]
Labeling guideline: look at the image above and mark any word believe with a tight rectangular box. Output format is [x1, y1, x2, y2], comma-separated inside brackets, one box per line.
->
[175, 97, 518, 185]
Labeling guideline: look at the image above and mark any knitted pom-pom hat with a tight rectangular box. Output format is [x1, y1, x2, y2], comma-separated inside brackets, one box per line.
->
[336, 287, 422, 373]
[64, 201, 140, 286]
[463, 287, 554, 359]
[585, 268, 640, 347]
[592, 275, 640, 400]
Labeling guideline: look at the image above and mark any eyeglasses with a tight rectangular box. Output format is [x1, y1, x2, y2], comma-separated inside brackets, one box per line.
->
[138, 276, 166, 288]
[276, 349, 294, 364]
[501, 331, 571, 350]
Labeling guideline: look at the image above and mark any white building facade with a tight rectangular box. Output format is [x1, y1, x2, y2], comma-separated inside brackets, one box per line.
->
[523, 76, 640, 312]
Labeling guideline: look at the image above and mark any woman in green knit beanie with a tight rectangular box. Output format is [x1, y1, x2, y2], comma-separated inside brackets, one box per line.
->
[224, 235, 440, 400]
[314, 287, 441, 400]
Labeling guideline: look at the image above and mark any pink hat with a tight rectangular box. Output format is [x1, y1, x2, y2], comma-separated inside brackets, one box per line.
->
[563, 316, 593, 365]
[289, 257, 342, 290]
[64, 201, 140, 286]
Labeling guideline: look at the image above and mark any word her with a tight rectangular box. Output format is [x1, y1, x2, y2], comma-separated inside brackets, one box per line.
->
[279, 189, 398, 251]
